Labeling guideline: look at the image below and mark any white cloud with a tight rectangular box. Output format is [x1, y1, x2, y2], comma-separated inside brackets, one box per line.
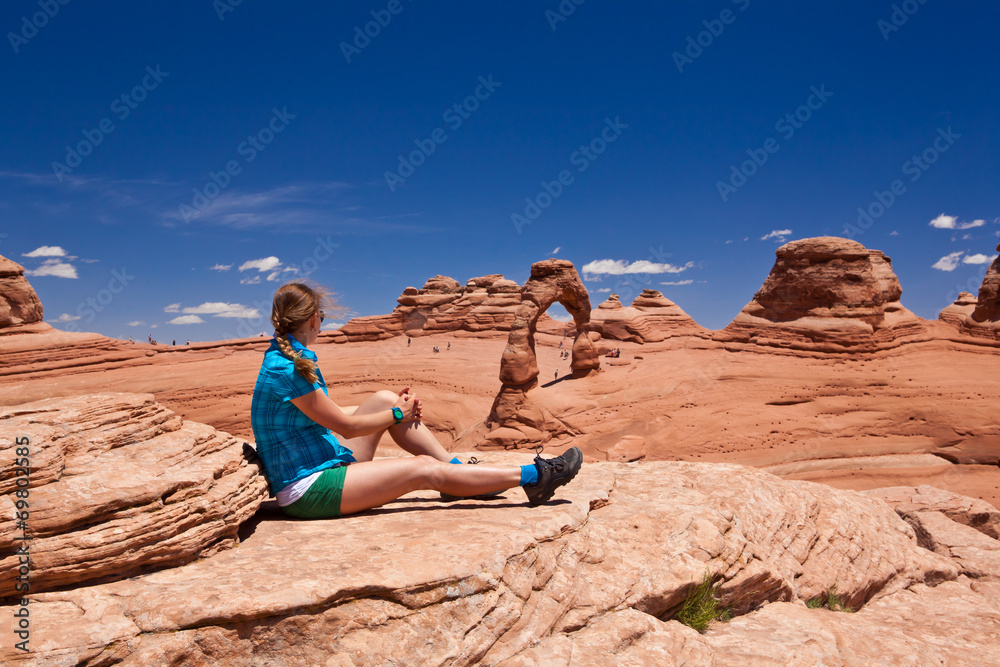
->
[54, 313, 81, 322]
[581, 259, 694, 278]
[889, 230, 899, 236]
[548, 312, 572, 322]
[210, 263, 233, 271]
[22, 245, 67, 258]
[239, 256, 281, 273]
[180, 302, 260, 318]
[24, 259, 77, 279]
[760, 229, 792, 241]
[929, 214, 986, 230]
[593, 288, 612, 293]
[321, 321, 344, 331]
[661, 280, 694, 286]
[240, 275, 261, 285]
[164, 303, 181, 313]
[127, 321, 145, 326]
[932, 251, 965, 271]
[550, 246, 561, 254]
[168, 315, 205, 325]
[963, 253, 997, 265]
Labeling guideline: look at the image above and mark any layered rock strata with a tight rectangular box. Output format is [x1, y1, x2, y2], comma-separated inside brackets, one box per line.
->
[0, 393, 267, 597]
[0, 255, 43, 328]
[4, 459, 995, 665]
[957, 245, 1000, 342]
[489, 260, 599, 444]
[939, 291, 978, 327]
[589, 289, 708, 343]
[717, 237, 928, 353]
[329, 273, 525, 343]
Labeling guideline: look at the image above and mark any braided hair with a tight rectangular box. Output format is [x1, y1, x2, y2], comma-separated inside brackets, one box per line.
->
[270, 282, 333, 384]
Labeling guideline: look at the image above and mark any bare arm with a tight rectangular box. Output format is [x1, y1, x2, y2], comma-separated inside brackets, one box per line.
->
[290, 386, 420, 438]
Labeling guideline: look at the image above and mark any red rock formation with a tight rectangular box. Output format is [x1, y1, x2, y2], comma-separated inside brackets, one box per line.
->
[488, 260, 599, 446]
[590, 289, 708, 343]
[958, 245, 1000, 342]
[939, 291, 978, 327]
[6, 458, 996, 665]
[717, 237, 928, 353]
[0, 393, 266, 596]
[330, 273, 524, 342]
[0, 254, 43, 327]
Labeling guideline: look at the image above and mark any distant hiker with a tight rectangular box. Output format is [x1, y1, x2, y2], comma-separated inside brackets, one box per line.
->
[558, 340, 563, 349]
[128, 336, 133, 344]
[186, 339, 190, 345]
[148, 334, 152, 344]
[555, 369, 559, 380]
[407, 338, 411, 347]
[447, 342, 450, 350]
[172, 339, 176, 346]
[250, 282, 582, 519]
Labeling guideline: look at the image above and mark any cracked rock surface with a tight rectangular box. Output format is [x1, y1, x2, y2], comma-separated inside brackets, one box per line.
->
[3, 413, 998, 665]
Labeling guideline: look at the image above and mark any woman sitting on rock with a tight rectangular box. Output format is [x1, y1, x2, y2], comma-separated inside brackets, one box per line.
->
[250, 282, 582, 519]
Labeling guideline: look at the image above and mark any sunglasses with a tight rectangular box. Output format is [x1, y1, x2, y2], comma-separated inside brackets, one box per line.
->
[318, 310, 325, 323]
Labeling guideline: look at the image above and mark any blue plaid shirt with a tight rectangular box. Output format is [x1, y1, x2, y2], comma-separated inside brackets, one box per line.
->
[250, 334, 355, 494]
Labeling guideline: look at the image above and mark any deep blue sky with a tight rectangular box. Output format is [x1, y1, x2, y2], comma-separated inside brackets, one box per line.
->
[2, 1, 998, 341]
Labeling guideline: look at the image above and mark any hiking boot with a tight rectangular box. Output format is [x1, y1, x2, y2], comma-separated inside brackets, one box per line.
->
[523, 446, 582, 506]
[440, 457, 506, 502]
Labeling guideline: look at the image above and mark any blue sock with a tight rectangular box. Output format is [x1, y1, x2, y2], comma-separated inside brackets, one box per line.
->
[519, 464, 539, 486]
[449, 457, 462, 464]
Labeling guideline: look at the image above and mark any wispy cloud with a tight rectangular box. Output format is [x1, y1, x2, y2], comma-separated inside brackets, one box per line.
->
[54, 313, 81, 322]
[22, 246, 67, 257]
[127, 321, 146, 326]
[24, 259, 77, 279]
[209, 263, 233, 272]
[932, 251, 965, 271]
[760, 229, 792, 242]
[179, 302, 260, 318]
[963, 253, 997, 265]
[239, 256, 281, 273]
[661, 279, 694, 285]
[582, 259, 695, 279]
[928, 214, 985, 230]
[168, 315, 205, 325]
[164, 303, 181, 313]
[164, 182, 357, 229]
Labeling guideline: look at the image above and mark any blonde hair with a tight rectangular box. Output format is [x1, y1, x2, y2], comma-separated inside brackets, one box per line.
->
[270, 282, 340, 384]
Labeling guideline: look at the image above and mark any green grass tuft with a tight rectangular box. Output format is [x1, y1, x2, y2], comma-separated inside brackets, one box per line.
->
[675, 572, 732, 633]
[806, 586, 855, 612]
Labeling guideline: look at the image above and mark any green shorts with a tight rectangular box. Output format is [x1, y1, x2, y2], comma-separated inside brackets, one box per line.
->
[280, 464, 349, 519]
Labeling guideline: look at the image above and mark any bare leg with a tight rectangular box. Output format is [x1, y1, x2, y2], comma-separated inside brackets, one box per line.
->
[339, 390, 452, 463]
[339, 456, 521, 515]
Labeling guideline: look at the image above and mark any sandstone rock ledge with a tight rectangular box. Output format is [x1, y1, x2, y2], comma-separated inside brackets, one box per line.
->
[0, 393, 267, 598]
[3, 452, 998, 666]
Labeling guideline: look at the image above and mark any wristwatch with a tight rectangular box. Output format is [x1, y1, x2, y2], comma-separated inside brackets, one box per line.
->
[391, 407, 404, 424]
